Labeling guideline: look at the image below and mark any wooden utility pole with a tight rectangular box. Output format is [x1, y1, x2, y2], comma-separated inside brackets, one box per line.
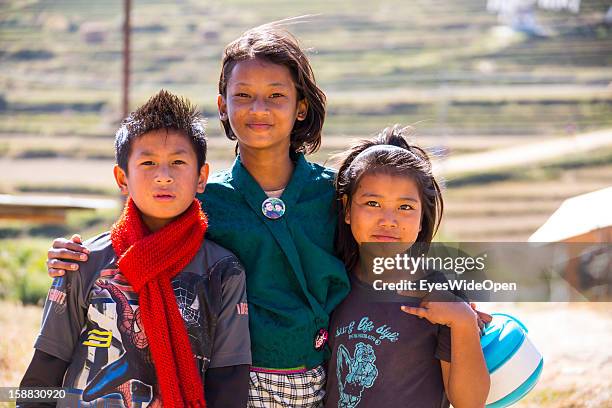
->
[122, 0, 131, 118]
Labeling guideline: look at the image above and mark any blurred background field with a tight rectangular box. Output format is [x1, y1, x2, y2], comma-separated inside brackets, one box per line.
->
[0, 0, 611, 406]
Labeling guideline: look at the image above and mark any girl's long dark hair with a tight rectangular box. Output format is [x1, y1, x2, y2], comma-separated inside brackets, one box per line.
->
[219, 21, 326, 156]
[334, 125, 444, 272]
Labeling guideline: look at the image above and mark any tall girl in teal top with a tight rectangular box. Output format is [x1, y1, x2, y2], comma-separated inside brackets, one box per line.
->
[202, 24, 351, 406]
[202, 22, 350, 370]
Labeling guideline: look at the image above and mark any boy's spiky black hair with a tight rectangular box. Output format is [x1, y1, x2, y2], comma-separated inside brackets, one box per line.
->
[115, 89, 207, 172]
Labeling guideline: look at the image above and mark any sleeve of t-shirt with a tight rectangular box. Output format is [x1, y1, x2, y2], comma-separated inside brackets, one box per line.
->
[208, 256, 252, 368]
[33, 266, 87, 362]
[18, 349, 69, 407]
[434, 324, 452, 362]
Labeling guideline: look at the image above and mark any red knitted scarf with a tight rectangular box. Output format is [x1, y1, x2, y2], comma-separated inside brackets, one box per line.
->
[111, 198, 208, 408]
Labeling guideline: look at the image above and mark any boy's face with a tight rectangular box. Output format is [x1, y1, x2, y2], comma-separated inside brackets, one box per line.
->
[114, 129, 208, 232]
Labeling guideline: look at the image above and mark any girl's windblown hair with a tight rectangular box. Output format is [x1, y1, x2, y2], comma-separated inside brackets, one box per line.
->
[219, 18, 326, 155]
[334, 124, 444, 272]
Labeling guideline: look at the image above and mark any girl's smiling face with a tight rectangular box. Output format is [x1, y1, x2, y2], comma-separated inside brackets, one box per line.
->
[217, 58, 307, 153]
[345, 172, 423, 244]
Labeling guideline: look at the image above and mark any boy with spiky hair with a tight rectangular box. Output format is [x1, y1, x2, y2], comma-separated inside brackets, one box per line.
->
[19, 90, 251, 408]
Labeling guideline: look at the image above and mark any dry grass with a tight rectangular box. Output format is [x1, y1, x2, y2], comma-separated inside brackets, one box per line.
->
[0, 301, 40, 386]
[482, 302, 612, 408]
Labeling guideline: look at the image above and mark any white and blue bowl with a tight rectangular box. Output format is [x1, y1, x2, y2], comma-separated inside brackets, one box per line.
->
[481, 313, 544, 407]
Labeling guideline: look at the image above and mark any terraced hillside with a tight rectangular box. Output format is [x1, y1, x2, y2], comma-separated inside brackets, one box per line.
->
[443, 162, 612, 241]
[0, 0, 611, 242]
[1, 0, 611, 139]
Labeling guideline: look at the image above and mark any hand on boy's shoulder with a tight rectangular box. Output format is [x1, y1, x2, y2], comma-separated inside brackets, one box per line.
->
[47, 234, 87, 277]
[47, 231, 111, 278]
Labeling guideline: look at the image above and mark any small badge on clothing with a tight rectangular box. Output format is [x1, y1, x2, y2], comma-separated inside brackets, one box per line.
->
[262, 197, 286, 219]
[314, 328, 329, 350]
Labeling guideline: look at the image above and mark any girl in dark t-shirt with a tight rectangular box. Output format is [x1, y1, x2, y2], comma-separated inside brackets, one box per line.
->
[326, 125, 490, 408]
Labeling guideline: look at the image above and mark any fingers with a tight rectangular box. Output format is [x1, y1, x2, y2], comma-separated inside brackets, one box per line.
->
[51, 237, 89, 254]
[476, 310, 493, 324]
[47, 235, 88, 278]
[469, 303, 492, 333]
[47, 257, 80, 270]
[46, 259, 80, 278]
[477, 317, 485, 332]
[70, 234, 83, 244]
[48, 247, 88, 262]
[47, 247, 84, 277]
[49, 268, 66, 277]
[401, 305, 428, 319]
[470, 303, 493, 324]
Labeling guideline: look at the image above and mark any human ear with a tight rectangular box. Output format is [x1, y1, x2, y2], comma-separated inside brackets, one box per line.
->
[296, 98, 308, 121]
[197, 163, 209, 194]
[217, 94, 228, 121]
[113, 165, 129, 195]
[342, 194, 350, 224]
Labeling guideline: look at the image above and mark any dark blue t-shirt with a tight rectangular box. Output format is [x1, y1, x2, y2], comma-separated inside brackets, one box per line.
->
[325, 275, 451, 408]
